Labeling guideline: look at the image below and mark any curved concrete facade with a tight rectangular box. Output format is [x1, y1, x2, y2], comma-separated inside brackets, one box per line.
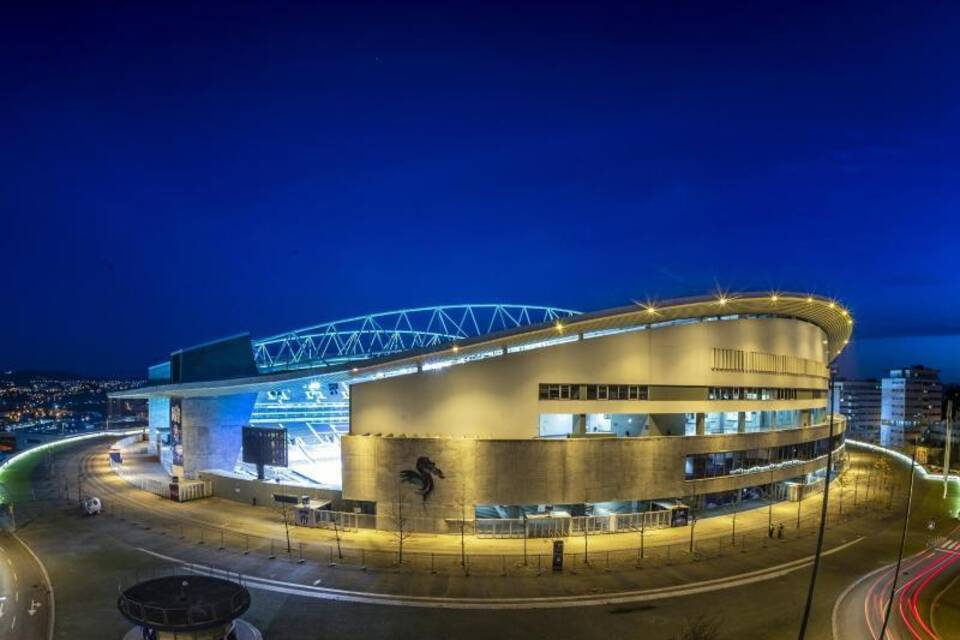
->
[342, 316, 841, 530]
[349, 316, 828, 439]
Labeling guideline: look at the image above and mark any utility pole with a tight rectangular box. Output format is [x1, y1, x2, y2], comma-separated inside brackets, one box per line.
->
[878, 441, 919, 639]
[583, 511, 589, 565]
[944, 400, 953, 500]
[797, 369, 837, 640]
[640, 512, 645, 559]
[732, 489, 739, 544]
[768, 467, 775, 531]
[77, 462, 84, 504]
[522, 512, 528, 566]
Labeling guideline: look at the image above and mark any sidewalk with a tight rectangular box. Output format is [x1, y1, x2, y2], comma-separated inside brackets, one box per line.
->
[87, 444, 899, 574]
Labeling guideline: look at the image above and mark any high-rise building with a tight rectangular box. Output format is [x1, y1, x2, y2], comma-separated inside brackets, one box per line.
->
[833, 378, 881, 442]
[880, 365, 942, 448]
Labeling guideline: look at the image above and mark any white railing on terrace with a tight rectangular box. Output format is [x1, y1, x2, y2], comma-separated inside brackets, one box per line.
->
[476, 509, 673, 539]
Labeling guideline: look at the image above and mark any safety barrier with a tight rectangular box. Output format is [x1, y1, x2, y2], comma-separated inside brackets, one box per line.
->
[109, 456, 213, 503]
[476, 509, 674, 539]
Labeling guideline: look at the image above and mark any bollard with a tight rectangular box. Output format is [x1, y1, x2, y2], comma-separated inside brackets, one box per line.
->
[218, 529, 225, 551]
[361, 548, 367, 571]
[198, 529, 205, 545]
[430, 553, 436, 574]
[298, 543, 305, 565]
[244, 535, 249, 555]
[328, 546, 335, 567]
[268, 540, 276, 560]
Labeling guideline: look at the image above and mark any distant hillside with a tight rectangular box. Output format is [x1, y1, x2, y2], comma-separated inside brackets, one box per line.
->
[1, 369, 90, 382]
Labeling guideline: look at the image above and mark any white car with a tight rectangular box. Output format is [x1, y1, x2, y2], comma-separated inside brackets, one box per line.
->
[82, 497, 102, 516]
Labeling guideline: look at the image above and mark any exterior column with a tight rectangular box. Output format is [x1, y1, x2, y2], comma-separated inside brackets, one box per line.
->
[574, 413, 587, 436]
[737, 412, 746, 433]
[801, 409, 811, 427]
[695, 413, 705, 436]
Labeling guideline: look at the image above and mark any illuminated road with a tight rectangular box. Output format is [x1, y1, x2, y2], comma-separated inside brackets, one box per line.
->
[0, 532, 52, 640]
[834, 526, 960, 640]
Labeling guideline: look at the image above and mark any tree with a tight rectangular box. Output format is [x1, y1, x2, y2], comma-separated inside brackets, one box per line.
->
[836, 467, 849, 518]
[390, 485, 411, 564]
[673, 615, 722, 640]
[274, 499, 293, 554]
[874, 455, 892, 490]
[331, 510, 343, 560]
[453, 483, 470, 570]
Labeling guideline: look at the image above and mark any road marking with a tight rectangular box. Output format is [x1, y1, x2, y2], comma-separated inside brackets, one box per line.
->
[10, 615, 14, 630]
[141, 537, 864, 610]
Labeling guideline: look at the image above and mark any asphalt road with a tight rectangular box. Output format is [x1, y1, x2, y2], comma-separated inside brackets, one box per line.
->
[834, 479, 960, 640]
[5, 436, 960, 639]
[0, 532, 52, 640]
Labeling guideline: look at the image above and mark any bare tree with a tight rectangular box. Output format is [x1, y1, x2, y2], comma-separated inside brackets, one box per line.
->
[332, 511, 343, 560]
[673, 614, 722, 640]
[390, 485, 411, 564]
[836, 466, 849, 517]
[874, 455, 892, 490]
[453, 483, 470, 570]
[274, 499, 293, 554]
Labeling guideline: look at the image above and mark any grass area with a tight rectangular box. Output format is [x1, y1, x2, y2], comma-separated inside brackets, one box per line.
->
[0, 446, 49, 503]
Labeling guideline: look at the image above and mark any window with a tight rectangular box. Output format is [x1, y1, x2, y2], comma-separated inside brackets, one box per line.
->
[684, 433, 845, 480]
[544, 383, 647, 401]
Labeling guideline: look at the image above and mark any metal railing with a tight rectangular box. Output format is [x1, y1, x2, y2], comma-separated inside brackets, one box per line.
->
[109, 457, 213, 503]
[475, 509, 674, 539]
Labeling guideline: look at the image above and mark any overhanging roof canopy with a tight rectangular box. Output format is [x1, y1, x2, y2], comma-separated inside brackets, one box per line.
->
[112, 292, 852, 399]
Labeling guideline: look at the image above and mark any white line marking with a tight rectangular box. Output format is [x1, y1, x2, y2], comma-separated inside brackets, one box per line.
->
[141, 537, 864, 610]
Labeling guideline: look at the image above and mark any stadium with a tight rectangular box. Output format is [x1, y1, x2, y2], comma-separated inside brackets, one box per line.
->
[111, 292, 852, 534]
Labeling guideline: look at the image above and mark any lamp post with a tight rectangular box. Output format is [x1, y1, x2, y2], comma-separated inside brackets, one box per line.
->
[768, 467, 775, 531]
[522, 512, 528, 566]
[797, 369, 837, 640]
[878, 439, 919, 639]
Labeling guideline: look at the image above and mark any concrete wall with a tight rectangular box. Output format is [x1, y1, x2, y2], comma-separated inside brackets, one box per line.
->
[179, 393, 257, 479]
[147, 396, 170, 455]
[350, 317, 827, 440]
[198, 470, 344, 509]
[342, 419, 846, 531]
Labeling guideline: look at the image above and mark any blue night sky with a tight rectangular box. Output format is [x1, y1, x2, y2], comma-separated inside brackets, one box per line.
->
[3, 2, 958, 379]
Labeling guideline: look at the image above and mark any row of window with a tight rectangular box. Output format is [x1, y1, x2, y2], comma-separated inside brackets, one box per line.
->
[540, 384, 822, 402]
[684, 433, 845, 480]
[538, 384, 649, 401]
[707, 387, 814, 401]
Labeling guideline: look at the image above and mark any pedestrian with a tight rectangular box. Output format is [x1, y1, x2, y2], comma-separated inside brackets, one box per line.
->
[777, 523, 784, 539]
[768, 524, 774, 538]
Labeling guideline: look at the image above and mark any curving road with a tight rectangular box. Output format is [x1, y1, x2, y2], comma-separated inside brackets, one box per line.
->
[0, 532, 52, 640]
[834, 526, 960, 640]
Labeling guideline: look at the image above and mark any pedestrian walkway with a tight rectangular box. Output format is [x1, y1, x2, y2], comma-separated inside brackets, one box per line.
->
[91, 442, 901, 576]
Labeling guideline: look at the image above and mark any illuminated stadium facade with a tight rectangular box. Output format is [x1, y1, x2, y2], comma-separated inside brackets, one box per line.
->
[112, 294, 853, 534]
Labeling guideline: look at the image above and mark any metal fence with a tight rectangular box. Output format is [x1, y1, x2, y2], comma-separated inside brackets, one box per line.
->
[475, 509, 674, 539]
[95, 485, 897, 578]
[109, 458, 213, 503]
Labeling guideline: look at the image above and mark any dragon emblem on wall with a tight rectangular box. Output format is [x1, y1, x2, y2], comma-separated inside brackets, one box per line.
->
[400, 456, 445, 503]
